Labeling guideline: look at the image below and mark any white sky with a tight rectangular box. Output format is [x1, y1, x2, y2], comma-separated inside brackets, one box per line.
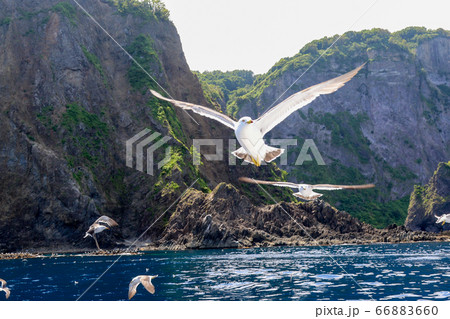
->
[162, 0, 450, 74]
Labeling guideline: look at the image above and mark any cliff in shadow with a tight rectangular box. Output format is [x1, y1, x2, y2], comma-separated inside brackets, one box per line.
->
[0, 0, 276, 252]
[405, 162, 450, 232]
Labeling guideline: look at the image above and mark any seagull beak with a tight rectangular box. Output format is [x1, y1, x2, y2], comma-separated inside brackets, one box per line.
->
[246, 120, 253, 124]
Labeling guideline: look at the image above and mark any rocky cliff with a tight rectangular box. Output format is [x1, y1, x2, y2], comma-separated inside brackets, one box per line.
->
[0, 1, 448, 253]
[158, 183, 438, 249]
[199, 28, 450, 228]
[0, 0, 260, 252]
[405, 161, 450, 232]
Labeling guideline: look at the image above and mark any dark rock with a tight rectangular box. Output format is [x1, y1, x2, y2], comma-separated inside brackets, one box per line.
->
[159, 183, 441, 249]
[405, 162, 450, 232]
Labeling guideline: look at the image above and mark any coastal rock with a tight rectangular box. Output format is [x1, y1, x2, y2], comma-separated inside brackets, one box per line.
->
[159, 183, 439, 249]
[405, 162, 450, 232]
[0, 0, 235, 252]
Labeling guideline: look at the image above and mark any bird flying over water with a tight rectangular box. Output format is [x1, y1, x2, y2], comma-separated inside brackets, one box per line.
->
[0, 278, 10, 299]
[128, 275, 158, 300]
[84, 215, 118, 250]
[151, 63, 365, 166]
[435, 214, 450, 225]
[239, 177, 375, 201]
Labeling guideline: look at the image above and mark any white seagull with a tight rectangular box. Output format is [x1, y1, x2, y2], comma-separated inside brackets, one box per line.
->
[84, 215, 119, 250]
[239, 177, 375, 201]
[0, 278, 10, 299]
[128, 275, 158, 300]
[435, 214, 450, 225]
[151, 63, 365, 166]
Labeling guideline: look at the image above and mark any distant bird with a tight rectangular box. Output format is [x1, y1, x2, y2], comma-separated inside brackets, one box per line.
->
[128, 275, 158, 300]
[84, 215, 118, 250]
[239, 177, 375, 200]
[435, 214, 450, 225]
[0, 278, 10, 299]
[151, 63, 365, 166]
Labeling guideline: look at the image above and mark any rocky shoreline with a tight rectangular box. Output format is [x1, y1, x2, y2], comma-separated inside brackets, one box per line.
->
[5, 183, 450, 260]
[1, 236, 449, 261]
[155, 183, 449, 250]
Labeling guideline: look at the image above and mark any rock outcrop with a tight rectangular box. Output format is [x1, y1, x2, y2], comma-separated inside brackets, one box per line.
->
[158, 183, 439, 249]
[203, 29, 450, 227]
[0, 2, 447, 253]
[0, 0, 240, 252]
[405, 162, 450, 232]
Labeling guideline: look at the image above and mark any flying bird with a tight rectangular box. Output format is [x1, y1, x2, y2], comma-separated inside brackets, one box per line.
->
[151, 63, 365, 166]
[239, 177, 375, 201]
[435, 214, 450, 225]
[128, 275, 158, 300]
[84, 215, 118, 250]
[0, 278, 10, 299]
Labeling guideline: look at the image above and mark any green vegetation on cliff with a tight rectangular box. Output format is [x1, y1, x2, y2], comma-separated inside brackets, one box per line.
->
[195, 27, 449, 228]
[81, 45, 108, 86]
[290, 159, 409, 228]
[105, 0, 170, 21]
[194, 70, 255, 112]
[51, 2, 77, 25]
[221, 27, 449, 118]
[406, 162, 450, 232]
[409, 162, 450, 217]
[127, 34, 161, 91]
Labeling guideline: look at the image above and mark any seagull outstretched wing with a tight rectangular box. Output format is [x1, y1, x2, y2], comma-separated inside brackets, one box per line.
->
[95, 215, 118, 227]
[128, 275, 157, 300]
[1, 287, 10, 299]
[312, 184, 375, 190]
[151, 90, 237, 130]
[255, 63, 366, 136]
[238, 177, 299, 189]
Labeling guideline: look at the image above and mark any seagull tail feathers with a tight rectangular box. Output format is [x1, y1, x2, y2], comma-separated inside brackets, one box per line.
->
[293, 192, 322, 201]
[263, 145, 284, 163]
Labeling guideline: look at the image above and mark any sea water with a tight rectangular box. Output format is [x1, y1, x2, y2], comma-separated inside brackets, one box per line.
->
[0, 242, 449, 301]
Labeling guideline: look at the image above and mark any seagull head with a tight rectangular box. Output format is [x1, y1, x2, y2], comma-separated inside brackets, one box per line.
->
[238, 116, 253, 125]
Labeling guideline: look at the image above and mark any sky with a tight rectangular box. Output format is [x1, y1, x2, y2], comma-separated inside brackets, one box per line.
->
[162, 0, 450, 74]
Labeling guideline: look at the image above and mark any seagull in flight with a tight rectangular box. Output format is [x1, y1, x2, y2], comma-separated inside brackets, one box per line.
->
[0, 278, 10, 299]
[435, 214, 450, 225]
[128, 275, 158, 300]
[151, 63, 365, 166]
[84, 215, 118, 250]
[239, 177, 375, 201]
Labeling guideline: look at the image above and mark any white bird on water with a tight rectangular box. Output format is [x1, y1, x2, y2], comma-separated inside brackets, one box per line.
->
[239, 177, 375, 201]
[151, 63, 365, 166]
[435, 214, 450, 225]
[84, 215, 118, 250]
[0, 278, 10, 299]
[128, 275, 158, 300]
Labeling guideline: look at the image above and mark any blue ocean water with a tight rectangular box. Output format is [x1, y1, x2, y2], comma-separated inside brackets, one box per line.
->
[0, 242, 449, 301]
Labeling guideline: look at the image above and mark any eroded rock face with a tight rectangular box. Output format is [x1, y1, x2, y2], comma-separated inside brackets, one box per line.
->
[0, 0, 239, 252]
[235, 35, 449, 200]
[159, 183, 437, 249]
[405, 162, 450, 232]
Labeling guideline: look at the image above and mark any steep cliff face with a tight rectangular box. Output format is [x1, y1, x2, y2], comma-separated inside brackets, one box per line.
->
[0, 0, 256, 252]
[200, 28, 449, 227]
[405, 162, 450, 232]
